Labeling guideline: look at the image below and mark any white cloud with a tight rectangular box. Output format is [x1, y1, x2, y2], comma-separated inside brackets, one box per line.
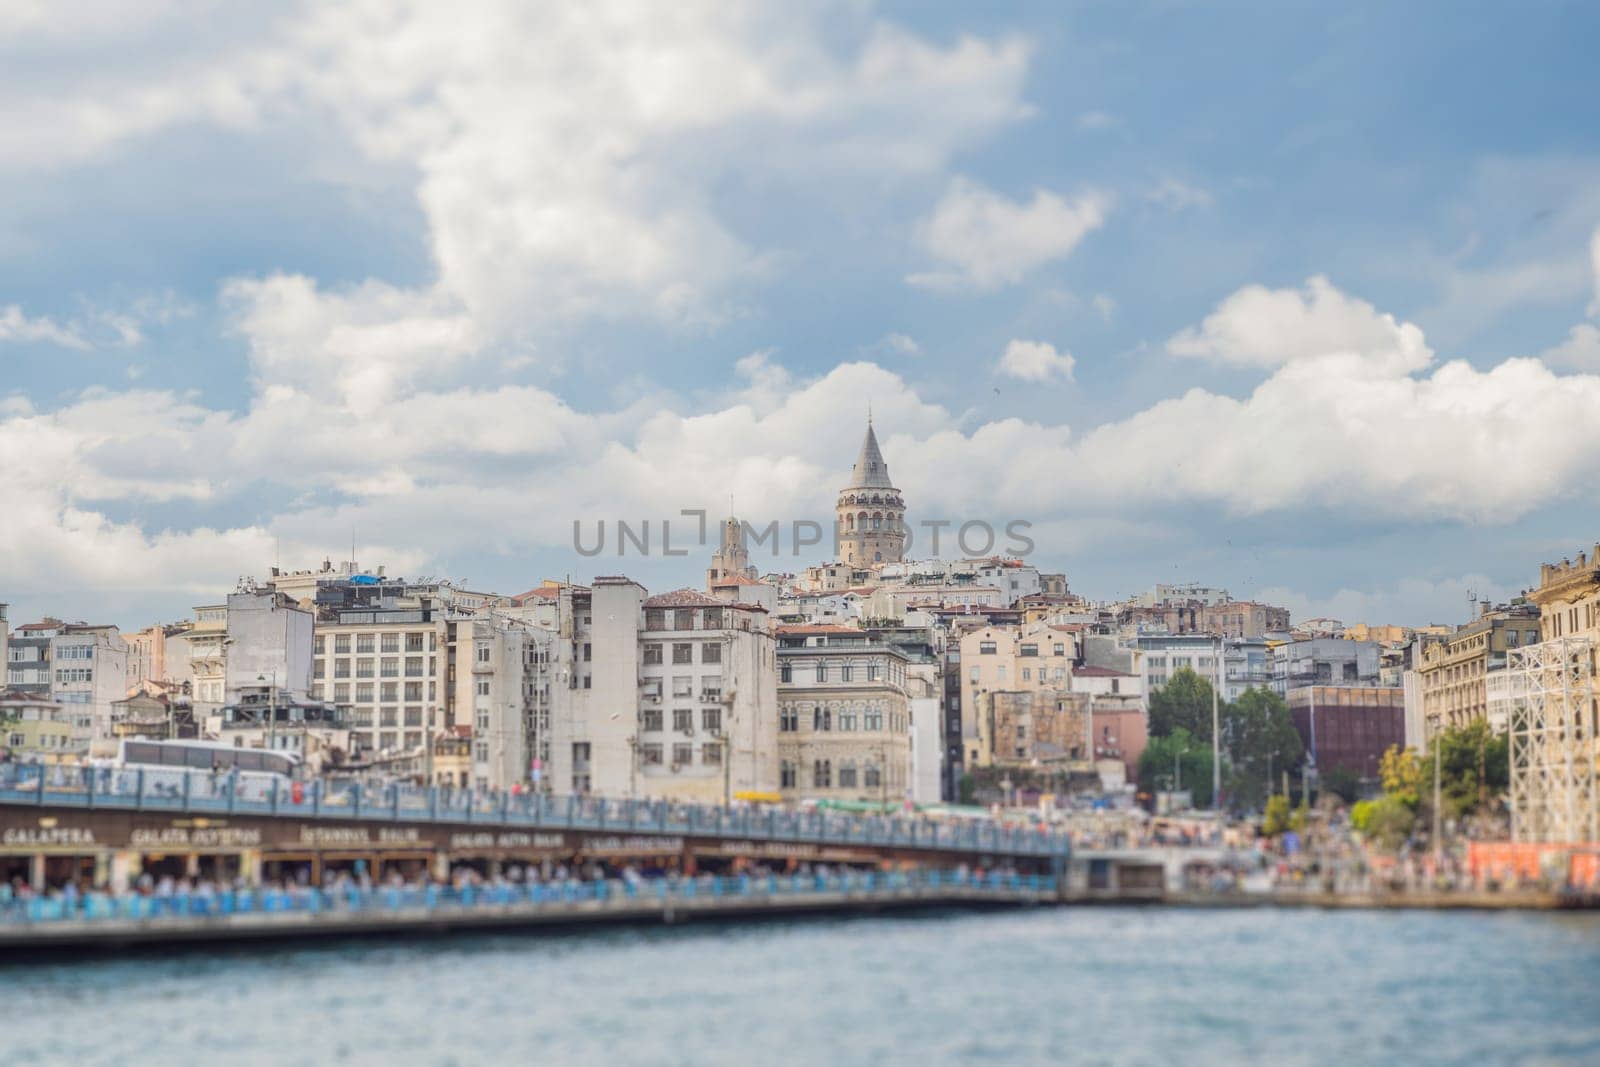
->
[1148, 177, 1212, 211]
[881, 332, 921, 357]
[0, 304, 87, 349]
[1589, 224, 1600, 316]
[1540, 323, 1600, 371]
[1167, 275, 1433, 373]
[907, 177, 1110, 291]
[998, 339, 1075, 384]
[1091, 294, 1116, 322]
[1077, 111, 1119, 131]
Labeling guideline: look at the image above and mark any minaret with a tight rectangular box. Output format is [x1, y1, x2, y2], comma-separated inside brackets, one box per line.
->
[836, 415, 906, 567]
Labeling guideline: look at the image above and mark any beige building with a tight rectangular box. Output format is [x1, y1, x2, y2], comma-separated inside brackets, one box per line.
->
[836, 418, 907, 568]
[1417, 602, 1541, 738]
[958, 623, 1079, 768]
[1200, 601, 1291, 638]
[1529, 544, 1600, 719]
[776, 625, 911, 804]
[0, 689, 80, 760]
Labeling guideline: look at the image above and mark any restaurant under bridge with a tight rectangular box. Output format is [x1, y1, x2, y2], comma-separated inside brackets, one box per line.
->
[0, 765, 1069, 891]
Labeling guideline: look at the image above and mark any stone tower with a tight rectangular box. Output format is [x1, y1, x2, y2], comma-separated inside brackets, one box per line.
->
[706, 515, 758, 588]
[836, 417, 906, 567]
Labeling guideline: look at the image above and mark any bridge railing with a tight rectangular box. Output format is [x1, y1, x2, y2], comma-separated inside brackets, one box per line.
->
[0, 869, 1058, 927]
[0, 764, 1071, 858]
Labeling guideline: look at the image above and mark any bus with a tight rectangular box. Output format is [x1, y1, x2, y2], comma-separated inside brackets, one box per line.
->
[115, 739, 301, 802]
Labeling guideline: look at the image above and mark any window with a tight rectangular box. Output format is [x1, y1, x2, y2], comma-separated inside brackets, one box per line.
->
[867, 664, 880, 682]
[405, 707, 423, 727]
[703, 609, 723, 629]
[641, 743, 663, 765]
[813, 759, 831, 788]
[838, 761, 858, 788]
[405, 682, 423, 702]
[816, 662, 829, 683]
[673, 743, 693, 766]
[334, 683, 350, 703]
[313, 635, 325, 655]
[644, 610, 666, 631]
[1022, 668, 1031, 682]
[334, 635, 351, 654]
[674, 708, 693, 732]
[381, 707, 398, 727]
[1020, 643, 1039, 658]
[1054, 643, 1066, 656]
[381, 633, 400, 653]
[357, 634, 375, 654]
[672, 676, 693, 698]
[702, 708, 721, 732]
[643, 644, 663, 665]
[641, 708, 663, 731]
[406, 633, 425, 652]
[356, 683, 374, 703]
[969, 666, 980, 682]
[780, 663, 792, 683]
[381, 657, 399, 677]
[781, 760, 797, 788]
[673, 643, 694, 664]
[996, 665, 1007, 683]
[838, 708, 857, 731]
[780, 705, 798, 732]
[865, 706, 884, 731]
[702, 643, 721, 664]
[476, 645, 491, 664]
[381, 682, 398, 702]
[702, 742, 722, 765]
[813, 706, 831, 731]
[405, 657, 424, 677]
[863, 763, 881, 789]
[675, 609, 695, 631]
[356, 658, 374, 678]
[476, 680, 490, 696]
[979, 641, 997, 655]
[839, 665, 853, 682]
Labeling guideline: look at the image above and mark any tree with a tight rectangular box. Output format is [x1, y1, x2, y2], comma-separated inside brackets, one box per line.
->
[1421, 721, 1509, 819]
[1354, 795, 1415, 850]
[1148, 668, 1218, 740]
[1137, 727, 1217, 809]
[1321, 767, 1360, 805]
[1379, 744, 1423, 808]
[1261, 795, 1291, 836]
[1221, 688, 1304, 810]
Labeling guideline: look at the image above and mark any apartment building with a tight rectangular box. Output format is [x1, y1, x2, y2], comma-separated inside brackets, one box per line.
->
[777, 625, 911, 804]
[47, 624, 131, 757]
[1416, 602, 1541, 737]
[956, 622, 1078, 769]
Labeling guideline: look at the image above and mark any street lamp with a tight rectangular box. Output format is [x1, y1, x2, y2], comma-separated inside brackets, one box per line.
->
[257, 671, 277, 752]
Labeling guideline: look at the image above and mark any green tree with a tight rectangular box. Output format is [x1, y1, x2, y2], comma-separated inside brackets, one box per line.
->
[1379, 744, 1423, 808]
[1221, 688, 1304, 810]
[1148, 668, 1219, 740]
[1137, 727, 1218, 809]
[1421, 721, 1509, 819]
[1356, 794, 1415, 850]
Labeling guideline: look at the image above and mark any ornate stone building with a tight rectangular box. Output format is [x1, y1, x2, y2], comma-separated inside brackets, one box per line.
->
[836, 418, 906, 567]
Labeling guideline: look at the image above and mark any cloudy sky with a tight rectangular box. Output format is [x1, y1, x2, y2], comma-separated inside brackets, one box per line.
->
[3, 0, 1600, 629]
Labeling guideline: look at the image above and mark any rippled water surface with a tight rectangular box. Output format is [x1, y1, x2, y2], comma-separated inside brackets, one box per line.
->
[6, 907, 1600, 1065]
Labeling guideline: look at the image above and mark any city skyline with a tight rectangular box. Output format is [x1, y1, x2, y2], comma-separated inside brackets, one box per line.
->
[4, 2, 1600, 627]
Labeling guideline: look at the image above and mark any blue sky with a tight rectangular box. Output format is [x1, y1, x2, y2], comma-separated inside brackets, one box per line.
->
[2, 0, 1599, 629]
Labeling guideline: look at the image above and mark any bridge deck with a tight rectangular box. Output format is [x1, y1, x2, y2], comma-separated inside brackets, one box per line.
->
[0, 874, 1059, 953]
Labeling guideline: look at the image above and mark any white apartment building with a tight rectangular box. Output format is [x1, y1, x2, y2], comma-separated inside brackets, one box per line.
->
[49, 624, 131, 758]
[1136, 634, 1274, 702]
[225, 589, 314, 704]
[312, 612, 444, 758]
[633, 588, 778, 803]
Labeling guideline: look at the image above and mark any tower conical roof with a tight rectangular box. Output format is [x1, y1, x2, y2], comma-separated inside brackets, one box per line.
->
[847, 420, 894, 489]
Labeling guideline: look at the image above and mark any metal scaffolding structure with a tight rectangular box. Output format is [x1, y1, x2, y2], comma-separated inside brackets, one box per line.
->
[1504, 637, 1598, 843]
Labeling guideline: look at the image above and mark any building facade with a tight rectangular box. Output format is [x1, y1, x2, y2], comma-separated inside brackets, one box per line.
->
[1416, 602, 1541, 739]
[777, 626, 911, 804]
